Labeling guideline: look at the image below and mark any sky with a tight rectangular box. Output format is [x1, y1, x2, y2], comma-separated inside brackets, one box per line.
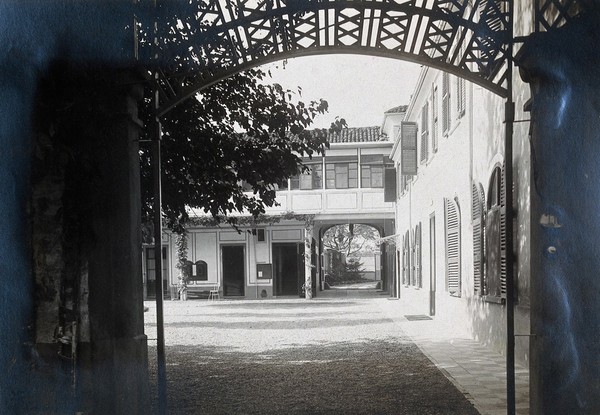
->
[258, 54, 423, 129]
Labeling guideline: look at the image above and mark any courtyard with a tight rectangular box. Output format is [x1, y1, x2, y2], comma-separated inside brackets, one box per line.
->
[145, 294, 528, 414]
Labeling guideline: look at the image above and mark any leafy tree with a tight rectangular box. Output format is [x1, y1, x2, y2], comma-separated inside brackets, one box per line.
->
[323, 224, 380, 257]
[140, 69, 333, 233]
[137, 2, 348, 233]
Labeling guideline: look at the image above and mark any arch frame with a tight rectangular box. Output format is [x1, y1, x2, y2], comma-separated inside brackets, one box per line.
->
[147, 0, 513, 116]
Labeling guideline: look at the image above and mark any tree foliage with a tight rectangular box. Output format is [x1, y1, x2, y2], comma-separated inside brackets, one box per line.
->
[322, 224, 380, 257]
[140, 69, 332, 233]
[323, 224, 380, 285]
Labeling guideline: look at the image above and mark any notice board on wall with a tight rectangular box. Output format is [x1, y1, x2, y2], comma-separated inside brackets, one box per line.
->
[256, 263, 272, 280]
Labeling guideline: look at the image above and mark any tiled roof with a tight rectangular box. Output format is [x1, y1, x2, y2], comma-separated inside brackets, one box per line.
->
[327, 126, 388, 143]
[384, 105, 408, 114]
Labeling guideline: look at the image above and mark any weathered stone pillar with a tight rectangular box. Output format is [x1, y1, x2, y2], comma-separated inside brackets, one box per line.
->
[517, 11, 600, 415]
[81, 69, 149, 415]
[304, 222, 313, 299]
[28, 65, 149, 414]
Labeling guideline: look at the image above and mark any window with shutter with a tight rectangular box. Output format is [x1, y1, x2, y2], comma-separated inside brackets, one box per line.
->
[384, 167, 397, 202]
[456, 77, 466, 118]
[499, 163, 507, 298]
[420, 103, 429, 163]
[444, 198, 461, 297]
[472, 183, 485, 295]
[402, 231, 410, 286]
[484, 166, 505, 302]
[401, 122, 418, 175]
[415, 223, 422, 288]
[410, 229, 416, 286]
[442, 73, 451, 135]
[432, 86, 438, 152]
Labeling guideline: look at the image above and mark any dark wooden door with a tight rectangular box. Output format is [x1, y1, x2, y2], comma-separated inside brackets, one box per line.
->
[145, 246, 169, 299]
[273, 243, 303, 296]
[222, 245, 245, 296]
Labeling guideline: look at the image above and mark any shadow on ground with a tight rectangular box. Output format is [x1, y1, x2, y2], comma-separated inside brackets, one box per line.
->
[148, 339, 480, 415]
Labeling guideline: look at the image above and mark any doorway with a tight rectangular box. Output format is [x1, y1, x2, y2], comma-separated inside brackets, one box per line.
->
[273, 243, 304, 296]
[222, 245, 245, 296]
[145, 246, 169, 299]
[429, 214, 436, 316]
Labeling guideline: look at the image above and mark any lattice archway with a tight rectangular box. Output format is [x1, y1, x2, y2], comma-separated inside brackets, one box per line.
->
[147, 0, 514, 116]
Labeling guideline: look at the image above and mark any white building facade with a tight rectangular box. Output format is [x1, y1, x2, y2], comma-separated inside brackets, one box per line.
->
[144, 126, 399, 300]
[391, 56, 532, 366]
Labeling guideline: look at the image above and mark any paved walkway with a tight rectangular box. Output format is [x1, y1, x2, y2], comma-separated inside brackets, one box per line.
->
[375, 298, 530, 415]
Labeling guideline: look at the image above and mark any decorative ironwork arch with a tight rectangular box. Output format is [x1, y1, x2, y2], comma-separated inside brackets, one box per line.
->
[148, 0, 513, 116]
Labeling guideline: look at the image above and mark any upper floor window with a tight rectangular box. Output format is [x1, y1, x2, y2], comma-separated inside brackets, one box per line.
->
[432, 85, 439, 152]
[291, 158, 323, 190]
[420, 102, 429, 163]
[456, 77, 466, 118]
[326, 156, 358, 189]
[442, 73, 451, 135]
[360, 155, 388, 188]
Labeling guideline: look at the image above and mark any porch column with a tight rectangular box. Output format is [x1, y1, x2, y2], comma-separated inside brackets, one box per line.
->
[304, 222, 313, 299]
[517, 11, 600, 415]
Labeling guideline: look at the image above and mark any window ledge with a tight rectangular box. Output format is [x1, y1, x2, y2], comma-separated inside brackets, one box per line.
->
[483, 295, 506, 305]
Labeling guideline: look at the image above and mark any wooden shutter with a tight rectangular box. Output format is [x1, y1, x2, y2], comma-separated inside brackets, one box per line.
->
[500, 163, 507, 298]
[420, 103, 429, 163]
[442, 73, 450, 134]
[444, 198, 461, 296]
[402, 232, 409, 285]
[432, 86, 438, 152]
[472, 183, 484, 295]
[384, 167, 397, 202]
[401, 121, 418, 175]
[410, 229, 415, 286]
[415, 223, 422, 288]
[485, 207, 502, 298]
[457, 77, 466, 117]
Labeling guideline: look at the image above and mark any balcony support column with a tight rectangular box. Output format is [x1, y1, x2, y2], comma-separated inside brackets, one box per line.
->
[304, 222, 314, 299]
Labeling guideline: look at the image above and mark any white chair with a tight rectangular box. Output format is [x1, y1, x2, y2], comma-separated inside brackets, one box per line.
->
[208, 284, 220, 301]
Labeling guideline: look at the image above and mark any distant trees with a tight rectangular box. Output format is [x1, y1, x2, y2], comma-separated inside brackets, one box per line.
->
[323, 224, 379, 285]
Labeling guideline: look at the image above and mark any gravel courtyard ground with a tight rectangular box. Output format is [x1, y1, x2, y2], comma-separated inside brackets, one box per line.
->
[145, 297, 480, 414]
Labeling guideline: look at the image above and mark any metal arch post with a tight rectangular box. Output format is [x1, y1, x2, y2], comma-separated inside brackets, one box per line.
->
[504, 0, 516, 414]
[152, 0, 168, 413]
[152, 84, 168, 415]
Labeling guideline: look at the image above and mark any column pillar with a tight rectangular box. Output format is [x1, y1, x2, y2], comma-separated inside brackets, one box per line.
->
[304, 222, 313, 299]
[517, 11, 600, 415]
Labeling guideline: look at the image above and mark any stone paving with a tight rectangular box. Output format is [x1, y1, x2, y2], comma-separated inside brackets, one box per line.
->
[373, 297, 530, 415]
[145, 291, 529, 414]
